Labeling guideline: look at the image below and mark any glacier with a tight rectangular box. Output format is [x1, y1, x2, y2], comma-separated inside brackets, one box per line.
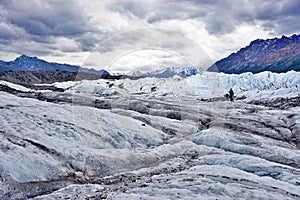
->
[0, 71, 299, 199]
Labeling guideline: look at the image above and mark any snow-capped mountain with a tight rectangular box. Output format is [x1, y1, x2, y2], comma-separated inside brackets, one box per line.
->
[130, 66, 199, 78]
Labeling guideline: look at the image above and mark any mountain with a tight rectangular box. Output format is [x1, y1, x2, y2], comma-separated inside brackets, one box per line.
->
[130, 66, 199, 78]
[209, 34, 300, 74]
[0, 54, 110, 75]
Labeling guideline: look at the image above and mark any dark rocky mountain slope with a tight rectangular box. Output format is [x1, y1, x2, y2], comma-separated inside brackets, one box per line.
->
[0, 54, 109, 75]
[210, 34, 300, 74]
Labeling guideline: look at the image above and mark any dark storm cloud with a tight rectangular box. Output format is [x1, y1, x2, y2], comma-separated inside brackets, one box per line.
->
[1, 0, 89, 36]
[253, 0, 300, 34]
[108, 0, 300, 35]
[0, 0, 102, 56]
[0, 23, 24, 40]
[255, 0, 300, 20]
[108, 0, 206, 23]
[107, 0, 247, 34]
[0, 0, 299, 65]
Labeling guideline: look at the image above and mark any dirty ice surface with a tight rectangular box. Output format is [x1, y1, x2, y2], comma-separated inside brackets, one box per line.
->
[0, 71, 299, 199]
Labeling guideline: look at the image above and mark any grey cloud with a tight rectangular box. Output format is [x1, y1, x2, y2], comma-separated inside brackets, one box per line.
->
[261, 21, 277, 32]
[0, 23, 25, 40]
[77, 37, 99, 52]
[252, 0, 300, 34]
[204, 12, 236, 35]
[74, 30, 112, 52]
[0, 0, 299, 68]
[108, 0, 206, 23]
[146, 1, 206, 23]
[107, 0, 250, 35]
[0, 40, 52, 57]
[0, 0, 101, 57]
[108, 0, 300, 36]
[254, 0, 299, 22]
[85, 28, 211, 72]
[279, 0, 300, 16]
[108, 0, 147, 18]
[1, 0, 90, 36]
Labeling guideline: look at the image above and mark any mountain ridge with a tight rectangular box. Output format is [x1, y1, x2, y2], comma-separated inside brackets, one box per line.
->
[1, 33, 300, 78]
[0, 54, 110, 75]
[129, 66, 199, 78]
[130, 34, 300, 77]
[209, 34, 300, 74]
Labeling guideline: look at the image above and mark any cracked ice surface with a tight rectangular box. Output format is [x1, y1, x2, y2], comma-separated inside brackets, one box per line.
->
[0, 71, 299, 199]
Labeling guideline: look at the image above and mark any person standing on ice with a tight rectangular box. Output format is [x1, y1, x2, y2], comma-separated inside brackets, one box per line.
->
[229, 88, 234, 102]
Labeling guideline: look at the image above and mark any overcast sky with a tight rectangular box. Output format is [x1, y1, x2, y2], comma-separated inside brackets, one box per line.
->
[0, 0, 300, 73]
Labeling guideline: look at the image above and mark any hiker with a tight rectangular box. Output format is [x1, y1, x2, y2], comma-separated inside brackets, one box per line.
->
[229, 88, 234, 102]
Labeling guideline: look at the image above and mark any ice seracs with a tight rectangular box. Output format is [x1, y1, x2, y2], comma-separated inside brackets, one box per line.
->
[0, 70, 299, 199]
